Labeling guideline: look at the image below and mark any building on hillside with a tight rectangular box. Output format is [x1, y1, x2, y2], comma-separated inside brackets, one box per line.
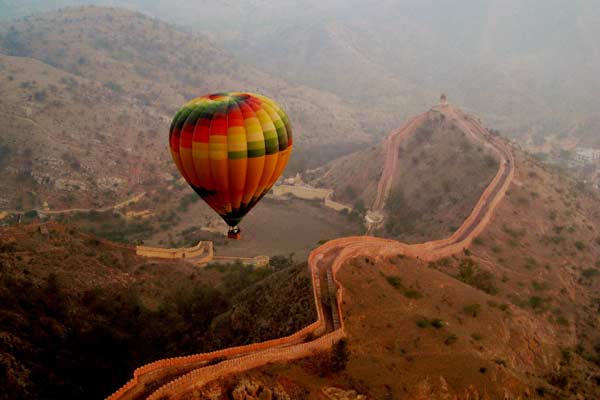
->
[283, 172, 304, 186]
[574, 147, 600, 164]
[440, 93, 448, 106]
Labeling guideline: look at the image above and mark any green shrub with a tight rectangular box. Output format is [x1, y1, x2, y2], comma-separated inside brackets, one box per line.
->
[404, 289, 422, 299]
[503, 225, 524, 239]
[416, 318, 430, 328]
[456, 259, 498, 295]
[24, 210, 38, 218]
[386, 276, 402, 289]
[535, 387, 548, 396]
[574, 241, 586, 251]
[431, 319, 444, 329]
[582, 268, 600, 279]
[269, 254, 295, 270]
[331, 339, 349, 372]
[471, 333, 483, 341]
[524, 257, 538, 269]
[528, 296, 548, 311]
[437, 257, 451, 267]
[444, 334, 458, 345]
[463, 303, 481, 317]
[550, 235, 565, 244]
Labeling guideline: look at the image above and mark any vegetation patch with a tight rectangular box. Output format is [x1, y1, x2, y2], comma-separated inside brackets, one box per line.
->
[0, 228, 316, 399]
[581, 268, 600, 279]
[463, 303, 482, 317]
[456, 259, 498, 295]
[385, 275, 422, 299]
[528, 296, 550, 311]
[415, 317, 444, 329]
[445, 334, 458, 345]
[386, 275, 402, 289]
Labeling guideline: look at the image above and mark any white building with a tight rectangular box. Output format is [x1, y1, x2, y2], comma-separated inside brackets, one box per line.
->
[574, 148, 600, 164]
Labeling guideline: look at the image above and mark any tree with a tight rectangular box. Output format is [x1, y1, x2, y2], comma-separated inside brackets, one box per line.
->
[331, 339, 349, 372]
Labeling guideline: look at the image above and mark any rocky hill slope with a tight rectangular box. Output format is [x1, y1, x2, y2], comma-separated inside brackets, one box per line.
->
[315, 106, 500, 243]
[0, 222, 315, 399]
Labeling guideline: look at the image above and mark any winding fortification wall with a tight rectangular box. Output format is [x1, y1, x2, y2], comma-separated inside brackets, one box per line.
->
[107, 106, 515, 399]
[136, 241, 212, 260]
[107, 246, 327, 400]
[135, 242, 269, 267]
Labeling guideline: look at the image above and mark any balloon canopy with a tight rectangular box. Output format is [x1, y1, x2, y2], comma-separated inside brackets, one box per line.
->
[169, 92, 293, 238]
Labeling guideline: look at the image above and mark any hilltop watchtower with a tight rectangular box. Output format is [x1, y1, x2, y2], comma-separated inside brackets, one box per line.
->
[440, 93, 448, 106]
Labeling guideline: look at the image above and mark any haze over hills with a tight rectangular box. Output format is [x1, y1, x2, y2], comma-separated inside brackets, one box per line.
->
[173, 0, 600, 145]
[0, 6, 374, 210]
[3, 2, 600, 193]
[4, 1, 600, 150]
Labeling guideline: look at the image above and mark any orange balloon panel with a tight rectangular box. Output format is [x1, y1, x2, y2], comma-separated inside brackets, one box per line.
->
[169, 92, 293, 227]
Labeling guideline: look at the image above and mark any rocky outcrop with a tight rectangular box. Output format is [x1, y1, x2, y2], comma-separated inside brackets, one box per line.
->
[322, 386, 367, 400]
[231, 378, 290, 400]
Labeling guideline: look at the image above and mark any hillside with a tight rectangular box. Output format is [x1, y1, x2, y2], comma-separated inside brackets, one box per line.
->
[0, 222, 315, 399]
[0, 6, 373, 210]
[569, 114, 600, 148]
[166, 122, 600, 400]
[3, 2, 600, 155]
[316, 106, 500, 243]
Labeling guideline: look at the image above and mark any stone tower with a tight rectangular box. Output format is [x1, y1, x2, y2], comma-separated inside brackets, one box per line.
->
[440, 93, 448, 106]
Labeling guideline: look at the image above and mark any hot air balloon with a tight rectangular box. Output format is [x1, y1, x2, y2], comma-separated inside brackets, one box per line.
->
[169, 92, 292, 239]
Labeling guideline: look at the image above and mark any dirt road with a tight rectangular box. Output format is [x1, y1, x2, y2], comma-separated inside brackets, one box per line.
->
[2, 192, 146, 216]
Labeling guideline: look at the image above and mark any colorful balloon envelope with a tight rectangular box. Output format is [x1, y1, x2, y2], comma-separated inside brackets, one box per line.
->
[169, 92, 293, 239]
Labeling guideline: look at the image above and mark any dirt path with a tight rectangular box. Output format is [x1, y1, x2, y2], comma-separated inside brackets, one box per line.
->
[107, 106, 515, 400]
[2, 192, 146, 216]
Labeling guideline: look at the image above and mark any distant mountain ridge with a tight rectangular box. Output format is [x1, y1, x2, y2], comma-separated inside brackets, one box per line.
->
[5, 1, 600, 150]
[0, 6, 373, 210]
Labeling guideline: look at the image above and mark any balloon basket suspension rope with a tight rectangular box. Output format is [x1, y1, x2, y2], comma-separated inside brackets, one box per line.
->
[227, 226, 241, 240]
